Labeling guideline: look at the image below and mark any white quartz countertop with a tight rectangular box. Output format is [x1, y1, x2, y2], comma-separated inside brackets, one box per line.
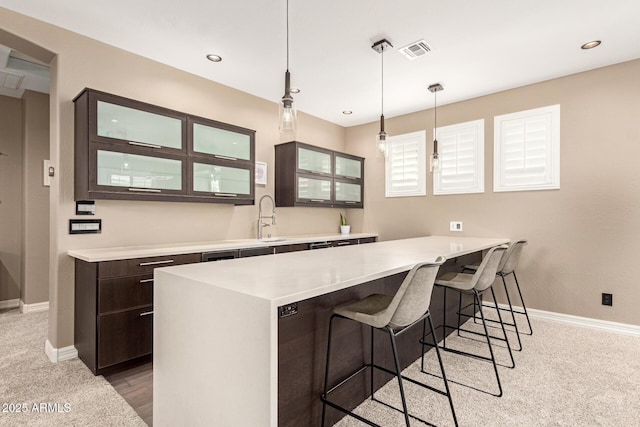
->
[155, 236, 509, 306]
[67, 233, 378, 262]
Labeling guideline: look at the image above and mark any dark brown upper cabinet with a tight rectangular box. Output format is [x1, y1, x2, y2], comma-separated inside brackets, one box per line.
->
[74, 88, 255, 205]
[275, 141, 364, 208]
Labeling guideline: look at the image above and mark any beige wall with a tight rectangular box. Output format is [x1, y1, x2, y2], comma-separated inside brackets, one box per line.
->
[22, 90, 50, 305]
[0, 95, 23, 303]
[0, 8, 347, 348]
[346, 59, 640, 326]
[1, 6, 638, 352]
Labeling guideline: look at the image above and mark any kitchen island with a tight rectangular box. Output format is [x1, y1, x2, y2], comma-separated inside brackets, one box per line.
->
[153, 236, 508, 426]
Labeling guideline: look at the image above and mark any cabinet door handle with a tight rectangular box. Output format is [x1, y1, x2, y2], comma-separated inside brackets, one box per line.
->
[336, 241, 351, 246]
[139, 278, 154, 283]
[129, 141, 162, 149]
[139, 311, 154, 317]
[309, 199, 326, 203]
[214, 154, 238, 161]
[138, 259, 174, 266]
[214, 192, 238, 197]
[129, 188, 162, 193]
[345, 201, 357, 204]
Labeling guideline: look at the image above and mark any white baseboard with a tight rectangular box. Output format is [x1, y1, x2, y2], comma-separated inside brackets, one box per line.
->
[487, 302, 640, 337]
[0, 298, 20, 309]
[45, 339, 78, 363]
[20, 300, 49, 313]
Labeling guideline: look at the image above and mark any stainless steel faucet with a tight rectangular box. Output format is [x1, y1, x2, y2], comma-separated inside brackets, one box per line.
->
[257, 195, 276, 239]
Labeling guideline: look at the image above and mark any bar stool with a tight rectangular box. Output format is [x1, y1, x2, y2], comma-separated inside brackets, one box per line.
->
[463, 239, 532, 351]
[320, 257, 458, 427]
[423, 244, 512, 397]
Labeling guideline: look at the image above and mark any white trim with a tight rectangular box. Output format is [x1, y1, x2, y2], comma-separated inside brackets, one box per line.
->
[45, 340, 78, 363]
[487, 302, 640, 337]
[19, 300, 50, 313]
[0, 298, 20, 309]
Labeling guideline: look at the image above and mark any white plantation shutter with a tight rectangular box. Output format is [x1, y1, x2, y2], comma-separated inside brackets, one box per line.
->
[385, 131, 426, 197]
[434, 119, 484, 195]
[494, 105, 560, 192]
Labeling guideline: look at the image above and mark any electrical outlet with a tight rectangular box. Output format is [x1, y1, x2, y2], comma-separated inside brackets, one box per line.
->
[602, 293, 613, 306]
[450, 221, 463, 232]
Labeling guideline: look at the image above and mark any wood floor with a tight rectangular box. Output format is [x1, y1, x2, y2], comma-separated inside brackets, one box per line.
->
[105, 362, 154, 426]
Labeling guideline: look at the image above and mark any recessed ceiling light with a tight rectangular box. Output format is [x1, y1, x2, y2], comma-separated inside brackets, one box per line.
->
[206, 54, 222, 62]
[581, 40, 601, 50]
[290, 88, 300, 94]
[342, 110, 353, 115]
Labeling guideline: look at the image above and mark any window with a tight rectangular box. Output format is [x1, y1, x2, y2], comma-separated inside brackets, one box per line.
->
[494, 105, 560, 192]
[385, 131, 426, 197]
[433, 119, 484, 195]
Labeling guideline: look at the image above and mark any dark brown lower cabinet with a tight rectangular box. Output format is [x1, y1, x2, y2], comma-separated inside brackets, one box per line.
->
[74, 253, 201, 375]
[98, 307, 154, 368]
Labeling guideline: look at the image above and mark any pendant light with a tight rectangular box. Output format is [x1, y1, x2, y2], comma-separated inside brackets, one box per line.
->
[279, 0, 297, 140]
[428, 83, 443, 172]
[372, 39, 392, 158]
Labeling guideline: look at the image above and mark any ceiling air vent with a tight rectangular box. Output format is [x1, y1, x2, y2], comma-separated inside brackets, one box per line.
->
[0, 69, 24, 90]
[398, 40, 432, 60]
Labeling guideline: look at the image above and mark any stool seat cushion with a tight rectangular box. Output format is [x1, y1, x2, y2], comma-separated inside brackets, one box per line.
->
[334, 294, 394, 329]
[435, 272, 476, 291]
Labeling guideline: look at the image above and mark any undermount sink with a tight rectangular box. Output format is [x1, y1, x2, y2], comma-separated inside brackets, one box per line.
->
[255, 237, 288, 243]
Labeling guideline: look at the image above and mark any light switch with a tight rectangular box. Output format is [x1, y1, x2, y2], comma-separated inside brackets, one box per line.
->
[450, 221, 463, 232]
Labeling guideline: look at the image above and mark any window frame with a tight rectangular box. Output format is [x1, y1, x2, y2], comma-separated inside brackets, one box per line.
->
[494, 104, 560, 192]
[433, 119, 485, 195]
[385, 130, 427, 198]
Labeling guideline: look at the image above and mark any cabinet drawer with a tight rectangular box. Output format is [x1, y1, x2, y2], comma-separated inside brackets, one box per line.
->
[98, 307, 153, 369]
[98, 252, 200, 278]
[99, 274, 154, 313]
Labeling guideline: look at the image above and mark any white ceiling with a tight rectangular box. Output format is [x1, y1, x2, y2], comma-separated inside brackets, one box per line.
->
[1, 0, 639, 126]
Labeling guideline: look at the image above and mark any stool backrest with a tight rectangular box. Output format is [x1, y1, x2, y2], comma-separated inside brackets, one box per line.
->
[388, 256, 445, 329]
[471, 245, 508, 292]
[498, 239, 528, 274]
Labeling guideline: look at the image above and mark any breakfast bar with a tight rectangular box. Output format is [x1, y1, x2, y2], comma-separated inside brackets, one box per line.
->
[153, 236, 508, 426]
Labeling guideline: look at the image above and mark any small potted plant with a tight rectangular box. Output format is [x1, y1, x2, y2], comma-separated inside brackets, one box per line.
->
[339, 213, 350, 236]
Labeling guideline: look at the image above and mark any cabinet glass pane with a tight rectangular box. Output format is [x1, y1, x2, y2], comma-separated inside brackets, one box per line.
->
[97, 101, 182, 149]
[193, 163, 250, 195]
[298, 148, 331, 174]
[335, 181, 361, 203]
[97, 150, 182, 190]
[335, 156, 362, 179]
[297, 177, 331, 200]
[193, 123, 251, 160]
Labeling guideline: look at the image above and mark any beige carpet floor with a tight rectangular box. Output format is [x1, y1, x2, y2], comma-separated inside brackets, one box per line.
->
[0, 309, 145, 427]
[334, 314, 640, 426]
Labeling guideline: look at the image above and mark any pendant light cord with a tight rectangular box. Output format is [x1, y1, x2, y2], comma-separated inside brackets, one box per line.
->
[381, 45, 384, 115]
[286, 0, 290, 70]
[434, 89, 437, 130]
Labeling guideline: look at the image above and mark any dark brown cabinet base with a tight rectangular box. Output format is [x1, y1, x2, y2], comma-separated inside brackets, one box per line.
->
[74, 253, 200, 375]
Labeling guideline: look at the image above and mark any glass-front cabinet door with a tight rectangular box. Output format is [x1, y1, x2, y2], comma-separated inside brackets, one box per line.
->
[334, 154, 362, 180]
[90, 91, 186, 153]
[296, 175, 332, 205]
[190, 117, 254, 161]
[334, 180, 362, 207]
[93, 148, 184, 194]
[297, 146, 332, 175]
[191, 161, 253, 201]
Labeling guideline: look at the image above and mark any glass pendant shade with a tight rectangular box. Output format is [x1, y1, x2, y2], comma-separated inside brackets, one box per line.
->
[279, 69, 297, 140]
[376, 115, 387, 158]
